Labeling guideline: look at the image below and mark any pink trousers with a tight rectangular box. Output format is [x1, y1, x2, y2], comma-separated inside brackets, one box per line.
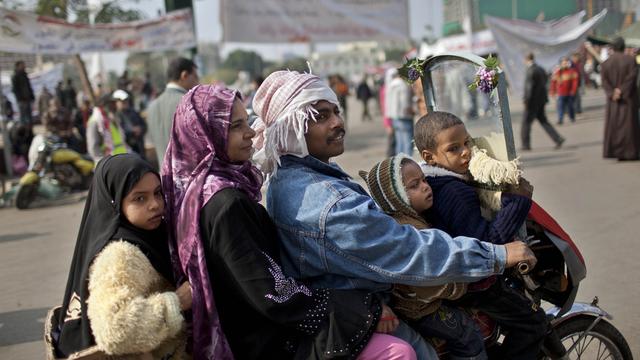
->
[357, 333, 417, 360]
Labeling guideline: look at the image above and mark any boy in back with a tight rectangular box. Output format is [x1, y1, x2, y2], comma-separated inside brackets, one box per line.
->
[414, 111, 560, 359]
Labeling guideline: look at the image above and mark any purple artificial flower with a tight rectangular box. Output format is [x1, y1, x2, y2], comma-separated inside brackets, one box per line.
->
[408, 68, 420, 82]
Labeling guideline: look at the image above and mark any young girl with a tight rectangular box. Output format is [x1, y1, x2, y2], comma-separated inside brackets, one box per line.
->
[46, 154, 190, 359]
[360, 154, 487, 360]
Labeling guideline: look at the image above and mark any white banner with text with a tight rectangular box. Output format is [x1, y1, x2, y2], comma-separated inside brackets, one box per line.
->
[220, 0, 409, 43]
[0, 7, 196, 54]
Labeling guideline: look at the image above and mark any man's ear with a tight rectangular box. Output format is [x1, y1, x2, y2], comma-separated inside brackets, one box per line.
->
[421, 149, 436, 165]
[179, 70, 190, 81]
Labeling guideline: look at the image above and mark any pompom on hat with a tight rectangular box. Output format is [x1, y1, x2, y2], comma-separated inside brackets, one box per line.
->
[359, 154, 416, 215]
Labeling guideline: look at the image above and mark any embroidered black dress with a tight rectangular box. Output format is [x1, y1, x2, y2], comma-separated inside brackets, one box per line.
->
[200, 188, 380, 359]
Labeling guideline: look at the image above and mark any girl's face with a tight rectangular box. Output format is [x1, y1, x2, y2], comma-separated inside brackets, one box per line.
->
[401, 160, 433, 213]
[121, 172, 164, 230]
[227, 98, 256, 163]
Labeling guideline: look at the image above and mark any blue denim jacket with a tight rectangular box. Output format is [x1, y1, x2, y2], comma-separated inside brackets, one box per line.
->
[266, 155, 506, 291]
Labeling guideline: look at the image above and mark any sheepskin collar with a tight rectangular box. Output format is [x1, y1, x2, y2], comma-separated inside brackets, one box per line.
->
[419, 161, 469, 181]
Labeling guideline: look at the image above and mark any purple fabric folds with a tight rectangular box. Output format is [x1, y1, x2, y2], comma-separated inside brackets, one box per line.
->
[162, 84, 263, 359]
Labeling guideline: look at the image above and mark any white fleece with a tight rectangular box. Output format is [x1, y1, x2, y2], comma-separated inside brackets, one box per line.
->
[87, 241, 186, 358]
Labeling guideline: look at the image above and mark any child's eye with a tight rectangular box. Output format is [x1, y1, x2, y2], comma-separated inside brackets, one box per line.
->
[135, 196, 145, 202]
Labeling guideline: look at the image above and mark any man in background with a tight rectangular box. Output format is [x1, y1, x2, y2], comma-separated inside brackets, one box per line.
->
[147, 57, 199, 166]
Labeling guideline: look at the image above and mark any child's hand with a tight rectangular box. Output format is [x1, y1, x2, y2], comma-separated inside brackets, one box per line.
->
[507, 178, 533, 198]
[376, 303, 400, 334]
[176, 281, 193, 311]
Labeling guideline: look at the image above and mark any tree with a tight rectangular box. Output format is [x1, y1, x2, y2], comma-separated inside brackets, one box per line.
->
[222, 50, 267, 78]
[265, 57, 309, 74]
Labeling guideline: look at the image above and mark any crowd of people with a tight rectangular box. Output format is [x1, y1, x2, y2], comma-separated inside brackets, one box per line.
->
[0, 36, 633, 359]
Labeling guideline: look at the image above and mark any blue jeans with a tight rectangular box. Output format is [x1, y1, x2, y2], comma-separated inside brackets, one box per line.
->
[392, 117, 414, 156]
[409, 304, 487, 360]
[556, 96, 575, 123]
[392, 320, 439, 360]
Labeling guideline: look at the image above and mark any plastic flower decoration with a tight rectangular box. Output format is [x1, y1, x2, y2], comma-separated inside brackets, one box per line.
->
[469, 55, 499, 94]
[398, 57, 430, 84]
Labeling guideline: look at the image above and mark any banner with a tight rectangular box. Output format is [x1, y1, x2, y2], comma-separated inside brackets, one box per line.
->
[0, 7, 196, 54]
[419, 29, 497, 58]
[220, 0, 409, 43]
[485, 10, 607, 98]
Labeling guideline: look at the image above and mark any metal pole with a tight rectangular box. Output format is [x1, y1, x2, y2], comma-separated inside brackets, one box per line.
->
[0, 65, 14, 177]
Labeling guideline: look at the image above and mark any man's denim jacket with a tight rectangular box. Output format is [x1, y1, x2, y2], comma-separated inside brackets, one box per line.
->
[267, 155, 506, 291]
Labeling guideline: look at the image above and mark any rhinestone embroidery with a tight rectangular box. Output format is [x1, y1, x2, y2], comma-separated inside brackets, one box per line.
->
[263, 251, 312, 303]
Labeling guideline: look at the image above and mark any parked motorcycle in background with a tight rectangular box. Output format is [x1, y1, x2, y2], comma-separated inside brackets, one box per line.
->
[15, 134, 93, 209]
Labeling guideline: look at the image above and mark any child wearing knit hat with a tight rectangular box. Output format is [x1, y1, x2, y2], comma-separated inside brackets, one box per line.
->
[360, 154, 487, 360]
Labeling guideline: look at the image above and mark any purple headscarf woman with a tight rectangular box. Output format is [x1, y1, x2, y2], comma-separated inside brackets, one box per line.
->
[162, 84, 261, 358]
[162, 84, 385, 360]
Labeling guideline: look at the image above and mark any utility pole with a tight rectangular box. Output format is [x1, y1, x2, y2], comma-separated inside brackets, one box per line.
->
[165, 0, 197, 58]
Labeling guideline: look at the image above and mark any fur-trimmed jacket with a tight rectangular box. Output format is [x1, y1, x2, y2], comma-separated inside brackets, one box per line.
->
[46, 240, 187, 360]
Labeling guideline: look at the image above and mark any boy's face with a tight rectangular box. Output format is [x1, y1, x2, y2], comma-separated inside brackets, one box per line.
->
[421, 124, 472, 175]
[402, 160, 433, 213]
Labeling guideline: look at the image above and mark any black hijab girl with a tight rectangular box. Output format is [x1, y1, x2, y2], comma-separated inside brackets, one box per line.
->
[50, 154, 188, 358]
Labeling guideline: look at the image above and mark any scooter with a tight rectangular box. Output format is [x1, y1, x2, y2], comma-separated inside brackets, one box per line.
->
[15, 134, 93, 209]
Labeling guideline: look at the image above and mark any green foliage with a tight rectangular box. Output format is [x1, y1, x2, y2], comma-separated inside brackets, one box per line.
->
[384, 48, 409, 63]
[265, 57, 308, 74]
[35, 0, 68, 19]
[222, 50, 266, 78]
[207, 68, 239, 86]
[94, 2, 141, 23]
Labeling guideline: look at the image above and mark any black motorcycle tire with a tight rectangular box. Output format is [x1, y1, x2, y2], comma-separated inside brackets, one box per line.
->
[550, 315, 633, 360]
[16, 184, 38, 210]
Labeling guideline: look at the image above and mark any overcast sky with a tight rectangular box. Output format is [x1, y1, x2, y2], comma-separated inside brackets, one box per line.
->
[94, 0, 443, 73]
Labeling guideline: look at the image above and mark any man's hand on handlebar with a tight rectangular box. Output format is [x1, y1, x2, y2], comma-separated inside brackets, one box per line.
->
[504, 241, 537, 270]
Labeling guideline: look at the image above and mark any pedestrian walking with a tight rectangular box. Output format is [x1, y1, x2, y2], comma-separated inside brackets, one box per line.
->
[600, 37, 640, 161]
[11, 60, 34, 124]
[521, 53, 565, 150]
[37, 87, 53, 121]
[571, 53, 585, 114]
[385, 69, 415, 155]
[62, 79, 78, 111]
[356, 76, 373, 122]
[550, 57, 579, 125]
[380, 68, 396, 156]
[86, 95, 128, 163]
[113, 89, 147, 158]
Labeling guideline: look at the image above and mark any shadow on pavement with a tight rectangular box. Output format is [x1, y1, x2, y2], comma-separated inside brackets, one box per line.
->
[0, 232, 49, 244]
[0, 307, 49, 346]
[521, 152, 578, 168]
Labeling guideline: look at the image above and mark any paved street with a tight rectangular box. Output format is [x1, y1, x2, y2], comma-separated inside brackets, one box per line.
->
[1, 88, 638, 358]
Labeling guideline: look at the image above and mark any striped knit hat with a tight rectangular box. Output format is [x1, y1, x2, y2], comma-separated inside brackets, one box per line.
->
[359, 154, 417, 216]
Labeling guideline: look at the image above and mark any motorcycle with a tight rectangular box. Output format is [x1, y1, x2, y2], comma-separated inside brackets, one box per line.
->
[415, 53, 633, 359]
[15, 134, 93, 209]
[432, 200, 632, 359]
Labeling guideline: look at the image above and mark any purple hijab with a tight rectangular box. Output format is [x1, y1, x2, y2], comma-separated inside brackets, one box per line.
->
[162, 84, 263, 359]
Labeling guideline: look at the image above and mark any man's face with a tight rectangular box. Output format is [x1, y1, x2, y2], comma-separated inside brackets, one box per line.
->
[561, 59, 570, 69]
[305, 100, 345, 163]
[180, 68, 199, 90]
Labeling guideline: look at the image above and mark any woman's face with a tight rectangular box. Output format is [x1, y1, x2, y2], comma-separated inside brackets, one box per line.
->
[227, 98, 256, 163]
[121, 172, 164, 231]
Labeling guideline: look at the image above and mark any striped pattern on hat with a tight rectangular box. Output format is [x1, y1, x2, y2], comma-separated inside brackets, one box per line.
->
[359, 154, 415, 215]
